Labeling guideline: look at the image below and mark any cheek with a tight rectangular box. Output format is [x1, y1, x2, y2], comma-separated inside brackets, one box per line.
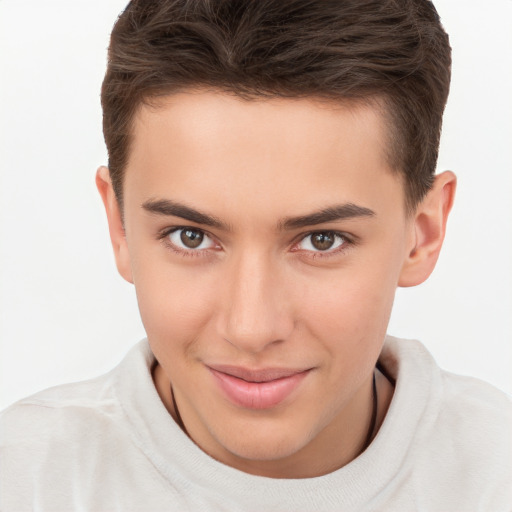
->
[131, 255, 217, 360]
[301, 281, 393, 346]
[294, 259, 399, 372]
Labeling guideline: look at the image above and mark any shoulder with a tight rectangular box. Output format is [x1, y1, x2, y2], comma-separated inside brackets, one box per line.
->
[430, 372, 512, 508]
[0, 340, 152, 445]
[0, 371, 121, 449]
[435, 370, 512, 462]
[379, 336, 512, 509]
[383, 336, 512, 453]
[0, 341, 177, 511]
[439, 369, 511, 418]
[0, 374, 121, 509]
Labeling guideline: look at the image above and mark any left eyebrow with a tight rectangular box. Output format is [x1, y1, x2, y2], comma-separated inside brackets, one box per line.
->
[280, 203, 376, 230]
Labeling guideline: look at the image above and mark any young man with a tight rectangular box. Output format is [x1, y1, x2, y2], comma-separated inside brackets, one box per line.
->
[1, 0, 511, 510]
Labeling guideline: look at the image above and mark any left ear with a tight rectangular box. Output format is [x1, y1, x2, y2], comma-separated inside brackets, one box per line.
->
[398, 171, 457, 287]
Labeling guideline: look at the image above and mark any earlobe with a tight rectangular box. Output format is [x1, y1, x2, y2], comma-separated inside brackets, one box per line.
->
[95, 166, 134, 284]
[398, 171, 457, 287]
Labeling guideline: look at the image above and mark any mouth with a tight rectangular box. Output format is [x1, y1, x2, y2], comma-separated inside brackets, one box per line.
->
[207, 365, 312, 409]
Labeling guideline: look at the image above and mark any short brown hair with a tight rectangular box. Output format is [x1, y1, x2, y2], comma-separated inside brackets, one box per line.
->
[101, 0, 451, 211]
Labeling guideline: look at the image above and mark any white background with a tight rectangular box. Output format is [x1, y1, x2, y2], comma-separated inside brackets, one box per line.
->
[1, 0, 511, 410]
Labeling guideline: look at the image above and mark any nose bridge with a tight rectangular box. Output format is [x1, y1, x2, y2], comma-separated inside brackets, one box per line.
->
[220, 249, 292, 353]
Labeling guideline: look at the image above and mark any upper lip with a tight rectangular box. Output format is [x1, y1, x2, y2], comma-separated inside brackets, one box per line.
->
[207, 364, 311, 383]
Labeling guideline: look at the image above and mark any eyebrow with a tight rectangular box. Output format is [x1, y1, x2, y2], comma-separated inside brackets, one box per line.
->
[280, 203, 376, 230]
[142, 199, 229, 230]
[142, 198, 375, 231]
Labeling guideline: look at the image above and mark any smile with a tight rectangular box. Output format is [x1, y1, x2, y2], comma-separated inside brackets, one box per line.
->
[208, 365, 311, 409]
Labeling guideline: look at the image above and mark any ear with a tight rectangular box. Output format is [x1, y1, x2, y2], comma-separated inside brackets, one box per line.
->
[96, 166, 133, 284]
[398, 171, 457, 287]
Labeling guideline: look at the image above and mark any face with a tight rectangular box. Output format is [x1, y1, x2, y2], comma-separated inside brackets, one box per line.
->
[112, 91, 419, 477]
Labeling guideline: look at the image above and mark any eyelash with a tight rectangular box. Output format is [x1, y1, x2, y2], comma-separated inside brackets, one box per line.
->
[157, 227, 354, 260]
[292, 231, 354, 259]
[157, 227, 219, 258]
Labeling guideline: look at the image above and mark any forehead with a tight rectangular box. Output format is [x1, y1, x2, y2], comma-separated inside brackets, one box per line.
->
[124, 91, 405, 221]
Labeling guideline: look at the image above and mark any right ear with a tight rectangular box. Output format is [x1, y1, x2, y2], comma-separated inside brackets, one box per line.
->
[95, 166, 133, 284]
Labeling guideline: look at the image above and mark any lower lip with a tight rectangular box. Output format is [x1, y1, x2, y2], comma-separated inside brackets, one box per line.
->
[209, 368, 310, 409]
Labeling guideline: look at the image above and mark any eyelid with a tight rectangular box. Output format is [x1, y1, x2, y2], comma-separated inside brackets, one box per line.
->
[290, 230, 355, 257]
[157, 226, 355, 259]
[158, 225, 211, 240]
[158, 226, 221, 255]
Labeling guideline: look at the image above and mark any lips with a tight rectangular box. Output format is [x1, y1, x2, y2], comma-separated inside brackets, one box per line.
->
[208, 365, 311, 409]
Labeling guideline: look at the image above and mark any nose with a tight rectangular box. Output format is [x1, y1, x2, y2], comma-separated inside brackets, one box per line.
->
[217, 252, 294, 354]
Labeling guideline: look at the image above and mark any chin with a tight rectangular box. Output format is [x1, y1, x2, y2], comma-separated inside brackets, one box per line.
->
[213, 421, 312, 463]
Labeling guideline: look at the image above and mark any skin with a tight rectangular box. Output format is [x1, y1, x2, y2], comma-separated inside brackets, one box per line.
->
[97, 90, 456, 478]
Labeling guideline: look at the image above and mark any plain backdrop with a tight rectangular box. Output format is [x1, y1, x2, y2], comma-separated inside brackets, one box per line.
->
[1, 0, 511, 410]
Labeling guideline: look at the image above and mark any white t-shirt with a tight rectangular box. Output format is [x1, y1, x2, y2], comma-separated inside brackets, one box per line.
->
[1, 336, 511, 511]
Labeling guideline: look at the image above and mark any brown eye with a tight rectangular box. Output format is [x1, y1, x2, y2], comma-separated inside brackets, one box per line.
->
[166, 228, 216, 251]
[311, 232, 336, 251]
[180, 229, 204, 248]
[297, 231, 346, 253]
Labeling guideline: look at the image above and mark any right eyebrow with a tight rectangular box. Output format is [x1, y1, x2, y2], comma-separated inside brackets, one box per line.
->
[141, 199, 229, 230]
